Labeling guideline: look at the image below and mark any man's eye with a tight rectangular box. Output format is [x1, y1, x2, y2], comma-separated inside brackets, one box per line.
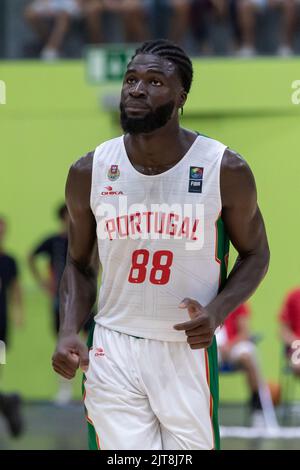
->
[151, 79, 162, 86]
[126, 77, 137, 85]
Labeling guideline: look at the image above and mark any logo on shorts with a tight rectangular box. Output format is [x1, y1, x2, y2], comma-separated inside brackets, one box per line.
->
[107, 164, 120, 181]
[189, 167, 203, 193]
[94, 347, 105, 357]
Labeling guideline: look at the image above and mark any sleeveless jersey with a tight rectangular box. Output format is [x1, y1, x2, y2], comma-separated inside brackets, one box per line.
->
[90, 134, 229, 341]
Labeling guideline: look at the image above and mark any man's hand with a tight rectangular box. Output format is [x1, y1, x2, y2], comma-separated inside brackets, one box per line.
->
[173, 298, 218, 349]
[52, 334, 89, 379]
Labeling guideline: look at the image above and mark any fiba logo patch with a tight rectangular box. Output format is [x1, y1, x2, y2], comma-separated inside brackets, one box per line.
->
[107, 164, 120, 181]
[189, 167, 203, 193]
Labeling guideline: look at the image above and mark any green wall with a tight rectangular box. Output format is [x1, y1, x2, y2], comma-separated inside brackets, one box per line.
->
[0, 59, 300, 400]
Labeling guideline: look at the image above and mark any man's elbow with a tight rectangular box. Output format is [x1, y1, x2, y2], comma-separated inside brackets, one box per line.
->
[259, 244, 270, 278]
[68, 254, 97, 281]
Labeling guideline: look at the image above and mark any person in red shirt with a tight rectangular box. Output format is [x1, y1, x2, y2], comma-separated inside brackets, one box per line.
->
[279, 288, 300, 376]
[216, 303, 263, 417]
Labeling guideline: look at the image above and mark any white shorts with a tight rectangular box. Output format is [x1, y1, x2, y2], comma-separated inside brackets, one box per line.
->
[83, 324, 219, 450]
[30, 0, 81, 17]
[248, 0, 300, 8]
[218, 340, 256, 365]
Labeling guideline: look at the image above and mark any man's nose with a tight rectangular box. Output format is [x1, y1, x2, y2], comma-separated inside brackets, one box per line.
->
[129, 81, 147, 97]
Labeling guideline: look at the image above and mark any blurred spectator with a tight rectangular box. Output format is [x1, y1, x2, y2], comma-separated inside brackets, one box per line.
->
[167, 0, 192, 45]
[216, 304, 265, 424]
[28, 204, 94, 404]
[28, 204, 68, 337]
[0, 216, 24, 438]
[279, 288, 300, 376]
[24, 0, 83, 60]
[28, 204, 72, 404]
[147, 0, 192, 46]
[80, 0, 150, 44]
[236, 0, 300, 57]
[190, 0, 232, 54]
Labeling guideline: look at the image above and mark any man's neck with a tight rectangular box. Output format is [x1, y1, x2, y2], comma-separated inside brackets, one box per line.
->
[125, 124, 195, 168]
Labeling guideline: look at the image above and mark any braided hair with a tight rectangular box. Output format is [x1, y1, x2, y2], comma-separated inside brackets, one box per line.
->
[132, 39, 193, 94]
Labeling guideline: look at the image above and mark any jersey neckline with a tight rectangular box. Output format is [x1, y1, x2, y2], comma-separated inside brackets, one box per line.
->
[121, 134, 200, 179]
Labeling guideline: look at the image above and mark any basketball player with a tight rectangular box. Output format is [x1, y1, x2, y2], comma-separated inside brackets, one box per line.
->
[52, 39, 270, 450]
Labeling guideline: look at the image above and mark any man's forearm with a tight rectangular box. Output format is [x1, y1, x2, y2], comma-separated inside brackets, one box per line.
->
[207, 250, 270, 326]
[59, 257, 97, 335]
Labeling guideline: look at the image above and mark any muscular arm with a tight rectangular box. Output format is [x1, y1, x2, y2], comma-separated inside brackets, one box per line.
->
[174, 149, 270, 349]
[52, 151, 98, 378]
[207, 149, 270, 325]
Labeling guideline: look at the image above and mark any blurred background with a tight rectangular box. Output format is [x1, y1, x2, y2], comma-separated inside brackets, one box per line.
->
[1, 0, 300, 450]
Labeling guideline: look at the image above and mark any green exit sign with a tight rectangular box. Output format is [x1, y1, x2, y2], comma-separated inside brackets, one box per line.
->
[85, 45, 137, 84]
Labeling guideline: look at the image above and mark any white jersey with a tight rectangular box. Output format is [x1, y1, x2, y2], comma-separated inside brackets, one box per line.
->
[90, 134, 229, 341]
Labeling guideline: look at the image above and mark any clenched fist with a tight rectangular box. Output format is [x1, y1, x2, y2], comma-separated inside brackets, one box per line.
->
[52, 334, 89, 379]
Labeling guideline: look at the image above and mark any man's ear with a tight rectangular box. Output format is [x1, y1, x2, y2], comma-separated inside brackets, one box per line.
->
[178, 89, 187, 109]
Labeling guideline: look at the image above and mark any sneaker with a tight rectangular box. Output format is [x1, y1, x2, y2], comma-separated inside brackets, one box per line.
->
[251, 409, 265, 428]
[0, 393, 24, 438]
[41, 47, 59, 61]
[277, 45, 294, 58]
[236, 46, 256, 58]
[54, 382, 73, 406]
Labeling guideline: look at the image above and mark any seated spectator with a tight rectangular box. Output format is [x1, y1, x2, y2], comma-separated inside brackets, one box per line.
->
[190, 0, 232, 55]
[80, 0, 150, 44]
[216, 304, 264, 424]
[236, 0, 300, 57]
[279, 288, 300, 376]
[24, 0, 83, 60]
[167, 0, 192, 45]
[144, 0, 191, 46]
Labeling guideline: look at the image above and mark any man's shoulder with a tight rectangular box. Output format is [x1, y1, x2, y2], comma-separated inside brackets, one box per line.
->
[221, 148, 249, 174]
[71, 137, 123, 174]
[71, 150, 95, 175]
[0, 253, 17, 269]
[220, 148, 256, 207]
[49, 234, 67, 244]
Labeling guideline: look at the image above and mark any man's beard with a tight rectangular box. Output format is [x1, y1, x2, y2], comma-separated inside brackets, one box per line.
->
[120, 100, 175, 135]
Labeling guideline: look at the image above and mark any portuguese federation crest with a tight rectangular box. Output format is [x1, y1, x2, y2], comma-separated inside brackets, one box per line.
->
[107, 164, 120, 181]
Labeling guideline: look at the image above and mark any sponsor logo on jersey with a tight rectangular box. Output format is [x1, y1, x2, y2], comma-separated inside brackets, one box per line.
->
[94, 347, 105, 357]
[101, 185, 124, 196]
[107, 164, 120, 181]
[189, 166, 203, 193]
